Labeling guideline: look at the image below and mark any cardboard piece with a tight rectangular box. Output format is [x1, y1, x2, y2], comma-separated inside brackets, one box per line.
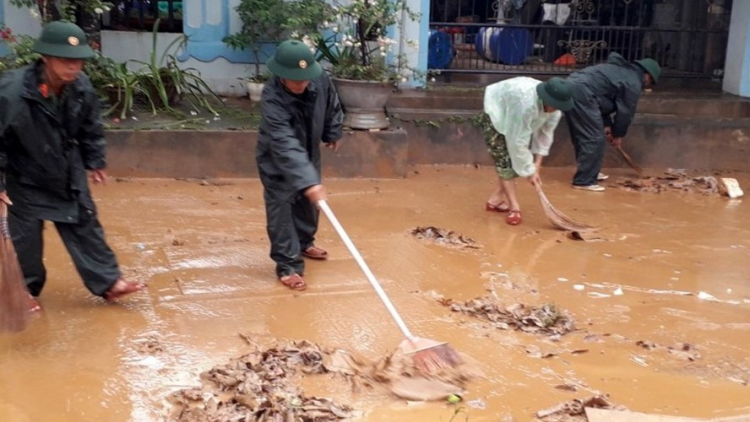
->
[585, 408, 701, 422]
[585, 408, 750, 422]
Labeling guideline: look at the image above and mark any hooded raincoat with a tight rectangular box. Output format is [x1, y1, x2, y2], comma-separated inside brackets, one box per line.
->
[483, 77, 562, 179]
[0, 63, 121, 297]
[564, 53, 645, 186]
[256, 73, 343, 277]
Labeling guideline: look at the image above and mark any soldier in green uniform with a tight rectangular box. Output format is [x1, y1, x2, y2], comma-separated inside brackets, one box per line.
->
[564, 53, 661, 192]
[256, 39, 343, 291]
[0, 21, 146, 312]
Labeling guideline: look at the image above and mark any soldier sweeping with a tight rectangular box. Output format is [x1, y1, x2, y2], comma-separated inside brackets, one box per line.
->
[482, 76, 574, 226]
[564, 53, 661, 192]
[0, 21, 145, 312]
[256, 39, 343, 290]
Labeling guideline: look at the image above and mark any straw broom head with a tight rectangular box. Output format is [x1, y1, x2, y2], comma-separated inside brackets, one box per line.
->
[0, 203, 30, 333]
[535, 184, 596, 232]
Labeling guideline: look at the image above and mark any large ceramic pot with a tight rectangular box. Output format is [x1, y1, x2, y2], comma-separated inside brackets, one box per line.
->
[332, 77, 394, 130]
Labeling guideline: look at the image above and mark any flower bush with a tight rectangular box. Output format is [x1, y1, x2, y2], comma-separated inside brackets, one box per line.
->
[0, 27, 41, 72]
[291, 0, 420, 84]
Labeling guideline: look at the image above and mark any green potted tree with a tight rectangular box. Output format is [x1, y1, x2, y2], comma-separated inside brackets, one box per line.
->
[223, 0, 289, 102]
[297, 0, 419, 130]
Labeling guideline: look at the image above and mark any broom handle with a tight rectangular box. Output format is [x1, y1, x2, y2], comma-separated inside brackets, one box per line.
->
[318, 199, 416, 340]
[616, 145, 643, 174]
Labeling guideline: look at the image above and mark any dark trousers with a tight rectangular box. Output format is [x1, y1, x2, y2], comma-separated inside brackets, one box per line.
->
[262, 184, 319, 277]
[8, 204, 121, 297]
[566, 97, 607, 187]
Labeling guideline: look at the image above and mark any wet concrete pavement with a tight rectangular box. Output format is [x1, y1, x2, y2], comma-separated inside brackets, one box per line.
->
[1, 165, 749, 422]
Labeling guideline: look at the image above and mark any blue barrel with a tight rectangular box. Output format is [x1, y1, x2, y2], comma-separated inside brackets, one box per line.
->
[428, 30, 455, 70]
[475, 27, 534, 65]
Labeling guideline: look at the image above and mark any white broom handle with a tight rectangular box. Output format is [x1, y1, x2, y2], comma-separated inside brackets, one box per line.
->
[318, 199, 415, 340]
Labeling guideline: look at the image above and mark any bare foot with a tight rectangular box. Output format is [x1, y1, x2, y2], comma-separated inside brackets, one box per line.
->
[104, 278, 147, 303]
[27, 294, 41, 313]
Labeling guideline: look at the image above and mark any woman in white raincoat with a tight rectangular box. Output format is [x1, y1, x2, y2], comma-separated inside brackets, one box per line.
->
[481, 76, 573, 225]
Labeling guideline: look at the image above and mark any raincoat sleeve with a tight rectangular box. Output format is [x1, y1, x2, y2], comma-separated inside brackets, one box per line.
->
[503, 110, 537, 178]
[322, 79, 344, 143]
[77, 89, 107, 170]
[611, 82, 641, 138]
[260, 96, 320, 192]
[530, 110, 561, 157]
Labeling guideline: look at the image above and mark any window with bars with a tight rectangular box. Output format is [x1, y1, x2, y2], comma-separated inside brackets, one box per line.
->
[101, 0, 183, 33]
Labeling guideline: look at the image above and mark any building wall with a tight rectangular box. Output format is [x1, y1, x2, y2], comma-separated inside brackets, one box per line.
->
[101, 30, 251, 96]
[100, 0, 428, 95]
[723, 0, 750, 97]
[101, 0, 256, 96]
[1, 0, 43, 37]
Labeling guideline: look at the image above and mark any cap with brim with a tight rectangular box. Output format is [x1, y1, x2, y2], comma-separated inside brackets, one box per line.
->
[536, 77, 574, 112]
[635, 58, 661, 84]
[33, 21, 95, 60]
[267, 40, 322, 81]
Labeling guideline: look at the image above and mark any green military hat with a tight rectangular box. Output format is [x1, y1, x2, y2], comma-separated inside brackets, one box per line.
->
[635, 58, 661, 84]
[536, 76, 574, 112]
[33, 21, 95, 60]
[267, 39, 322, 81]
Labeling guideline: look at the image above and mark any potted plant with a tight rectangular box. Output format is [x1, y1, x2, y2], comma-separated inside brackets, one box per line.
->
[296, 0, 419, 130]
[223, 0, 289, 102]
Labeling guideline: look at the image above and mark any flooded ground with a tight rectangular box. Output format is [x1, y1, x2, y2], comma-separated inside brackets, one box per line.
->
[1, 165, 749, 422]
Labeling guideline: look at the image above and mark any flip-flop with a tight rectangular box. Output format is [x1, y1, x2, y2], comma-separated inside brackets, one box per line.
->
[279, 274, 307, 291]
[104, 279, 147, 302]
[486, 201, 510, 213]
[302, 246, 328, 260]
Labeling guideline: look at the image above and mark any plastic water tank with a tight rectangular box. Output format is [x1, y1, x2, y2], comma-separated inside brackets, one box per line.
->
[428, 30, 455, 70]
[475, 27, 534, 65]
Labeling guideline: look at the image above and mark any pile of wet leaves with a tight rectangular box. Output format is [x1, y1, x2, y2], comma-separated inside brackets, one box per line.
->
[535, 395, 626, 422]
[411, 226, 480, 249]
[614, 168, 720, 195]
[167, 340, 480, 421]
[439, 297, 576, 336]
[167, 341, 354, 422]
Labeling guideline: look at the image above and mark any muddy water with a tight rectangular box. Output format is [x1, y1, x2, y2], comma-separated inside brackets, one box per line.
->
[1, 166, 749, 422]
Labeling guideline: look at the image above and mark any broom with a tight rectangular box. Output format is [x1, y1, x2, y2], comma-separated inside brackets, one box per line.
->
[616, 145, 643, 175]
[0, 202, 30, 333]
[534, 184, 596, 232]
[318, 199, 462, 373]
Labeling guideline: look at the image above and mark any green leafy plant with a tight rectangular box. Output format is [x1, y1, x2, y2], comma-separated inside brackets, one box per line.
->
[131, 19, 223, 114]
[86, 53, 153, 118]
[222, 0, 289, 82]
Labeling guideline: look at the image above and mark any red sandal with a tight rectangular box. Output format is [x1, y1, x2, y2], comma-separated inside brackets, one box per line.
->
[506, 210, 523, 225]
[279, 274, 307, 291]
[302, 245, 328, 260]
[486, 201, 510, 213]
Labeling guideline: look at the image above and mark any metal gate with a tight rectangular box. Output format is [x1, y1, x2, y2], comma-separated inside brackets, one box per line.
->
[428, 0, 732, 79]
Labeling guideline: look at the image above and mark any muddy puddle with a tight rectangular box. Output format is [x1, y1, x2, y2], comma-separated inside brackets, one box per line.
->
[1, 166, 749, 422]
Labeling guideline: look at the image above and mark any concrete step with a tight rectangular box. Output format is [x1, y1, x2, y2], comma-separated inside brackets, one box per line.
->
[388, 89, 750, 118]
